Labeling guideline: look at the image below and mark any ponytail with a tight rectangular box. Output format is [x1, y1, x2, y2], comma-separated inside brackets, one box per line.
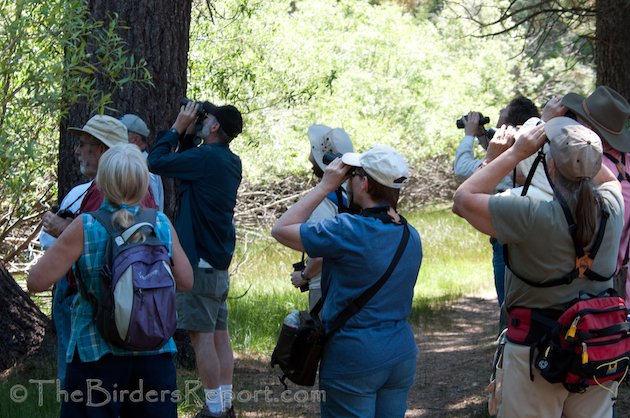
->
[112, 208, 146, 243]
[573, 178, 599, 248]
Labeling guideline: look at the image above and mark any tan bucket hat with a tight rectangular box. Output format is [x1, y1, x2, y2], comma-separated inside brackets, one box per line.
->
[68, 115, 128, 149]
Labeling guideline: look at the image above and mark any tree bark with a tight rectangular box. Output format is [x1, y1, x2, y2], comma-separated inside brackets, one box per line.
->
[58, 0, 192, 218]
[595, 0, 630, 99]
[0, 264, 49, 372]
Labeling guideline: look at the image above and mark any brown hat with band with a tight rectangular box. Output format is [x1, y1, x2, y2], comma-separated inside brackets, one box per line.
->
[561, 85, 630, 152]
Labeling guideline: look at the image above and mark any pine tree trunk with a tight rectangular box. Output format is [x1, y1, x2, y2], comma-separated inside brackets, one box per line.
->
[595, 0, 630, 99]
[0, 264, 49, 372]
[58, 0, 192, 219]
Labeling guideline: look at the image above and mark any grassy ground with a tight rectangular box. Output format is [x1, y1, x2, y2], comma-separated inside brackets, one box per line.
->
[0, 206, 494, 417]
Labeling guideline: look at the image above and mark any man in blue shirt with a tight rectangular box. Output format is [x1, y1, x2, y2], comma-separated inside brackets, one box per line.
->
[148, 100, 242, 418]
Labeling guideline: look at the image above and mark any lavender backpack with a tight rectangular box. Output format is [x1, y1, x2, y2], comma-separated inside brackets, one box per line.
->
[77, 208, 177, 351]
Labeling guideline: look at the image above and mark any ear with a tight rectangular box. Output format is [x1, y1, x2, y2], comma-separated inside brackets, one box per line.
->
[358, 175, 369, 193]
[97, 143, 108, 157]
[210, 120, 221, 134]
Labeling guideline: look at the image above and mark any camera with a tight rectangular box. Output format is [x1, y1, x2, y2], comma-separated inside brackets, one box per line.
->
[180, 98, 209, 118]
[292, 260, 309, 292]
[322, 151, 342, 165]
[51, 205, 76, 219]
[456, 113, 490, 129]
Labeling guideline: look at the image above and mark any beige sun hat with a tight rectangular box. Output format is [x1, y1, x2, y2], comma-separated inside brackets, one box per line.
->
[308, 124, 354, 171]
[69, 115, 128, 149]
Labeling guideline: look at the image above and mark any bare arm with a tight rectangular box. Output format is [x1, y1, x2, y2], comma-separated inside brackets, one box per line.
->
[169, 222, 194, 291]
[28, 217, 84, 292]
[290, 256, 323, 288]
[453, 124, 547, 236]
[594, 164, 621, 192]
[272, 158, 350, 251]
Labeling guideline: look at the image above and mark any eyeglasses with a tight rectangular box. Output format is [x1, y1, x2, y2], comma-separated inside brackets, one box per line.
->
[350, 170, 365, 178]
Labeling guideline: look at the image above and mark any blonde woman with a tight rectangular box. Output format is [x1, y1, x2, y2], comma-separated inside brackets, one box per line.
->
[29, 143, 193, 418]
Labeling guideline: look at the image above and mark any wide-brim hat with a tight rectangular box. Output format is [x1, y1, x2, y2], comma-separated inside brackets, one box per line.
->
[561, 85, 630, 152]
[342, 144, 409, 189]
[308, 124, 354, 171]
[68, 115, 128, 149]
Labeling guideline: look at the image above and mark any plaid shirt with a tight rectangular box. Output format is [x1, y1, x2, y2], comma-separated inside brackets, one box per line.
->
[66, 201, 177, 362]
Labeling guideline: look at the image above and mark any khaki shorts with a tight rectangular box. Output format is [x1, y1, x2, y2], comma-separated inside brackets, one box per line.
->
[176, 266, 229, 333]
[498, 341, 617, 418]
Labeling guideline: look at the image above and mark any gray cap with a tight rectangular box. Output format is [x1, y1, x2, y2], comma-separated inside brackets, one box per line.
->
[546, 116, 603, 181]
[120, 114, 150, 137]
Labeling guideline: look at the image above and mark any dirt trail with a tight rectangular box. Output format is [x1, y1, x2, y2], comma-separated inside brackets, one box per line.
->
[230, 295, 630, 418]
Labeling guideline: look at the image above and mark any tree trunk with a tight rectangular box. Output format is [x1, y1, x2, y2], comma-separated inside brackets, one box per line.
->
[595, 0, 630, 100]
[58, 0, 192, 218]
[0, 264, 49, 372]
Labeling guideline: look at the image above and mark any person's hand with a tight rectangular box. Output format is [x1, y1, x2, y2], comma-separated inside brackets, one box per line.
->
[541, 96, 568, 122]
[512, 124, 547, 160]
[171, 101, 199, 134]
[320, 157, 351, 193]
[41, 211, 72, 238]
[290, 271, 308, 288]
[483, 125, 517, 164]
[464, 112, 481, 136]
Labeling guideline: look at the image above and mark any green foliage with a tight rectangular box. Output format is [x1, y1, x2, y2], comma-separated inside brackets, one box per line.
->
[0, 0, 151, 265]
[188, 0, 593, 185]
[227, 206, 492, 354]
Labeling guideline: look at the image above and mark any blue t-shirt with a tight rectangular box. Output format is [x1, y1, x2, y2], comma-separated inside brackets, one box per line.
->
[300, 213, 422, 379]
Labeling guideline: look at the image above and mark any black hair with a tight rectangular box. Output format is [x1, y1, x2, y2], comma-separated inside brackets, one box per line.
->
[505, 96, 540, 126]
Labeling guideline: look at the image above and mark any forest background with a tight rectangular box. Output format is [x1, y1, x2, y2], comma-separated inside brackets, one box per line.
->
[1, 0, 629, 393]
[0, 0, 603, 270]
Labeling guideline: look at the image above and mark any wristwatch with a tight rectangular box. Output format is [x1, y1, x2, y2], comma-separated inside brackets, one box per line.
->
[300, 270, 308, 280]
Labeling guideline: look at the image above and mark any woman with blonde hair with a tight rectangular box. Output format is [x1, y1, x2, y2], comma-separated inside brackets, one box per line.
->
[29, 143, 193, 418]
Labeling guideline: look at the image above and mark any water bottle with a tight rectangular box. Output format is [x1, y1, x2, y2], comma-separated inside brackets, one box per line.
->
[283, 309, 300, 329]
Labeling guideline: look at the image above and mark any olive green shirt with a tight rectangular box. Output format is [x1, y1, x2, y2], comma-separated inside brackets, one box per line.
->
[490, 182, 623, 311]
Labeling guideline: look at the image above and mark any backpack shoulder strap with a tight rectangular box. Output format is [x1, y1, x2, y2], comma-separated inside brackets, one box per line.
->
[604, 152, 630, 183]
[89, 208, 115, 234]
[504, 208, 611, 288]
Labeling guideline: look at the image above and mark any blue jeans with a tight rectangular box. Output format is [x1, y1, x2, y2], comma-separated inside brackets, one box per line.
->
[62, 352, 177, 418]
[319, 356, 416, 418]
[491, 238, 506, 307]
[52, 277, 76, 388]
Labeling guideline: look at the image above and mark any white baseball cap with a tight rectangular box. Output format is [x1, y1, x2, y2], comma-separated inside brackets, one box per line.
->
[342, 144, 409, 189]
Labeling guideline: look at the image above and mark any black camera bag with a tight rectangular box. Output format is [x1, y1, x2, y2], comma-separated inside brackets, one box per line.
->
[271, 221, 410, 388]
